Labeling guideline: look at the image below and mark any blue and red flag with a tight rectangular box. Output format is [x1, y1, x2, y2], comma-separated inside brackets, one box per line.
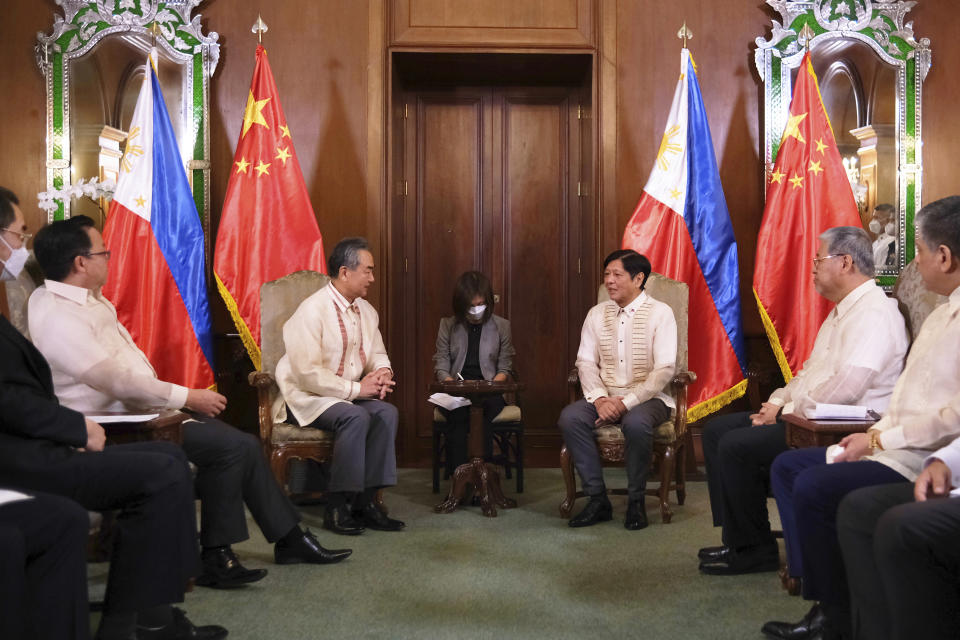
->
[102, 50, 214, 389]
[622, 48, 747, 422]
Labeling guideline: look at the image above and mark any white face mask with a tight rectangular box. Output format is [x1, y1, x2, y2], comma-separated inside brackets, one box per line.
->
[884, 222, 896, 236]
[467, 304, 486, 320]
[868, 219, 882, 234]
[0, 234, 28, 281]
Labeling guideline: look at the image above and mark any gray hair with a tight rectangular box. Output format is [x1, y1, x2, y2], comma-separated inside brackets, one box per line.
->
[819, 226, 875, 278]
[327, 236, 370, 276]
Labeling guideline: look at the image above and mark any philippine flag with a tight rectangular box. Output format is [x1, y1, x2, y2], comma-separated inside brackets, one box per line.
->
[102, 51, 214, 389]
[622, 49, 746, 422]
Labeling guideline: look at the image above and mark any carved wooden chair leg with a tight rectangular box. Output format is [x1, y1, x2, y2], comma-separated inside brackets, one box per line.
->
[515, 430, 524, 493]
[559, 445, 577, 518]
[779, 564, 802, 596]
[657, 446, 675, 524]
[270, 450, 290, 493]
[432, 426, 441, 493]
[675, 440, 687, 505]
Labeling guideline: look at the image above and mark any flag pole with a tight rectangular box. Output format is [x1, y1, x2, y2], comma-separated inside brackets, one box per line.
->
[677, 22, 693, 49]
[798, 22, 814, 52]
[252, 14, 268, 43]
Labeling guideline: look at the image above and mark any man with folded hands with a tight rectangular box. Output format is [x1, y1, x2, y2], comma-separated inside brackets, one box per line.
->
[698, 226, 908, 576]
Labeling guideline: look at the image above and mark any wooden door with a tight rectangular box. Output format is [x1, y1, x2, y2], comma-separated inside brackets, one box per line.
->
[393, 83, 592, 466]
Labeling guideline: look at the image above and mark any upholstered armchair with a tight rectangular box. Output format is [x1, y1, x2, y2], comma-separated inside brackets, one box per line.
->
[559, 273, 696, 524]
[249, 270, 336, 495]
[892, 260, 947, 341]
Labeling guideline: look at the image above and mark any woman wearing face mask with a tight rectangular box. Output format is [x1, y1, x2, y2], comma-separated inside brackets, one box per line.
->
[433, 271, 516, 475]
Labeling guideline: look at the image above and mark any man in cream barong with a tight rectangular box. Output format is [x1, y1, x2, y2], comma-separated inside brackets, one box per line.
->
[559, 249, 677, 531]
[275, 237, 405, 536]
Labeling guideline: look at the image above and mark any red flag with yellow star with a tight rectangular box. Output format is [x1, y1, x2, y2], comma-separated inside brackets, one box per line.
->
[753, 52, 862, 382]
[214, 45, 326, 369]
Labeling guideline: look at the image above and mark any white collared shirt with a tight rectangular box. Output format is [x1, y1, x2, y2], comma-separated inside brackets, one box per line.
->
[576, 291, 677, 410]
[27, 280, 188, 413]
[870, 284, 960, 480]
[767, 280, 908, 415]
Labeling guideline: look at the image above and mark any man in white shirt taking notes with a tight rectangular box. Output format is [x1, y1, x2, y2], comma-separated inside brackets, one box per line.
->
[27, 216, 352, 592]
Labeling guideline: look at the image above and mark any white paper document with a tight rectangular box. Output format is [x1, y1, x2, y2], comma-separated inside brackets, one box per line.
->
[427, 393, 472, 411]
[86, 413, 160, 423]
[807, 404, 869, 420]
[0, 489, 34, 507]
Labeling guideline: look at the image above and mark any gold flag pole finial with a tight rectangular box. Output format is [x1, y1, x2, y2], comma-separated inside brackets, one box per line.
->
[677, 22, 693, 49]
[149, 21, 159, 47]
[798, 23, 815, 52]
[252, 14, 269, 43]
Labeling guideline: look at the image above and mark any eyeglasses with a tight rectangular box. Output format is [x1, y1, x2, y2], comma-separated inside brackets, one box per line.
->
[812, 254, 846, 267]
[83, 250, 112, 260]
[1, 227, 32, 242]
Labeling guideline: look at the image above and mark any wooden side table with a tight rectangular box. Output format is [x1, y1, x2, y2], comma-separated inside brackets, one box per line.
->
[95, 410, 188, 445]
[781, 413, 875, 448]
[430, 380, 523, 517]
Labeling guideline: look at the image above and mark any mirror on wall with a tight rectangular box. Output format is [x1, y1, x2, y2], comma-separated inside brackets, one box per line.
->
[36, 0, 219, 245]
[755, 0, 931, 287]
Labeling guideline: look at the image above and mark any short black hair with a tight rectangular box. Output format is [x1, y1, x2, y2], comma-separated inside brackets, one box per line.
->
[0, 186, 20, 230]
[917, 196, 960, 261]
[452, 271, 494, 325]
[603, 249, 651, 290]
[327, 237, 369, 276]
[34, 215, 96, 282]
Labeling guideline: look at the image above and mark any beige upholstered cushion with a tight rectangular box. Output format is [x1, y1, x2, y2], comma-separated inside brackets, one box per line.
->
[260, 270, 332, 375]
[595, 421, 676, 445]
[892, 260, 947, 341]
[596, 272, 689, 372]
[271, 423, 335, 444]
[433, 404, 522, 424]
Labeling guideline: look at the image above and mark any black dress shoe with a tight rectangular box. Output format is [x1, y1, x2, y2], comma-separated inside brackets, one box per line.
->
[274, 528, 353, 565]
[761, 603, 826, 640]
[196, 547, 267, 589]
[568, 496, 613, 528]
[697, 545, 730, 563]
[624, 499, 648, 530]
[352, 502, 405, 531]
[700, 543, 779, 575]
[137, 607, 228, 640]
[323, 503, 365, 535]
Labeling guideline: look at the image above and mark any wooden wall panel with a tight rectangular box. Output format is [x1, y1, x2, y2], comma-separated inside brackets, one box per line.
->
[390, 0, 594, 48]
[0, 0, 55, 232]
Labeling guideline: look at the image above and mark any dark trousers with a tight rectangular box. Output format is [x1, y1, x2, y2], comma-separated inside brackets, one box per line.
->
[0, 491, 89, 640]
[182, 416, 299, 547]
[558, 397, 670, 501]
[301, 399, 399, 494]
[440, 394, 507, 474]
[770, 447, 906, 604]
[702, 411, 787, 550]
[0, 441, 198, 614]
[839, 483, 960, 640]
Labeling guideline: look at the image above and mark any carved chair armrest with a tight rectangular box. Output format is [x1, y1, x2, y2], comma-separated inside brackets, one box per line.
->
[670, 370, 696, 439]
[567, 367, 581, 403]
[248, 371, 278, 444]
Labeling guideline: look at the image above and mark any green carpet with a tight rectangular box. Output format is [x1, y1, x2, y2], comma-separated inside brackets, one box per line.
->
[93, 469, 812, 639]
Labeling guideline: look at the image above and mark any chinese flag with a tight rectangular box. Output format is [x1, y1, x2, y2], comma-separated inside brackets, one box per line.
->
[214, 45, 326, 370]
[753, 52, 862, 382]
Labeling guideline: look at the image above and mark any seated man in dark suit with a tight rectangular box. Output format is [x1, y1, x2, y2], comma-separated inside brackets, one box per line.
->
[25, 212, 351, 589]
[0, 489, 89, 640]
[838, 435, 960, 640]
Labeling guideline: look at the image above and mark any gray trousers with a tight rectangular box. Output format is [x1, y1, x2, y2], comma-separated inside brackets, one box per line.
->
[558, 397, 670, 501]
[182, 416, 300, 547]
[306, 399, 399, 493]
